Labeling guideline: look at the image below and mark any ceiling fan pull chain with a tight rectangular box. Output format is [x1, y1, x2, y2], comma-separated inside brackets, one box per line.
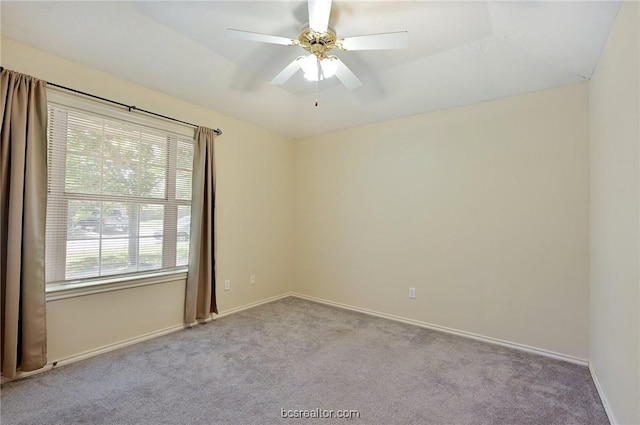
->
[315, 79, 319, 107]
[316, 59, 320, 106]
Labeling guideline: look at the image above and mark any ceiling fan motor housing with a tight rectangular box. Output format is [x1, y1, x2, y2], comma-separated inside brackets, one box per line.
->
[299, 26, 337, 59]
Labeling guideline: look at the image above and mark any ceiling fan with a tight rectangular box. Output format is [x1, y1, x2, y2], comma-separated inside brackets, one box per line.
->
[226, 0, 408, 90]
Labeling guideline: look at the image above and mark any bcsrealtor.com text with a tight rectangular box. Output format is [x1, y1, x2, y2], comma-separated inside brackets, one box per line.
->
[281, 408, 360, 419]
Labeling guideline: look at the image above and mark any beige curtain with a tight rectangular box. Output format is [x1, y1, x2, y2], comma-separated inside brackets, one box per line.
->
[0, 69, 48, 379]
[185, 127, 217, 323]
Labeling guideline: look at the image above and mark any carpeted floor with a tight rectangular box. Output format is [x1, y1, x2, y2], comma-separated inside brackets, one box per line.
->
[1, 297, 608, 425]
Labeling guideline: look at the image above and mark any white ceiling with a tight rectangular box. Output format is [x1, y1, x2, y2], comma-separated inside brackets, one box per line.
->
[1, 1, 621, 139]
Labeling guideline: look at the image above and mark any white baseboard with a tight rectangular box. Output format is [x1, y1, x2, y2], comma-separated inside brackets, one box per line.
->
[1, 365, 55, 384]
[213, 292, 293, 320]
[589, 363, 618, 425]
[2, 292, 295, 384]
[3, 291, 587, 385]
[291, 293, 589, 366]
[1, 323, 185, 384]
[53, 323, 186, 368]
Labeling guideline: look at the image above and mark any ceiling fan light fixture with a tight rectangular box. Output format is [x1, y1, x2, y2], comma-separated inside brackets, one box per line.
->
[302, 56, 338, 82]
[228, 0, 408, 90]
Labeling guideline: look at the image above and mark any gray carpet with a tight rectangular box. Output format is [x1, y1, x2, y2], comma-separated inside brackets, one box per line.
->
[1, 297, 607, 425]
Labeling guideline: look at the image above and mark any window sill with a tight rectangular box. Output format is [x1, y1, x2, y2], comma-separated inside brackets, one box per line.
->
[45, 269, 188, 301]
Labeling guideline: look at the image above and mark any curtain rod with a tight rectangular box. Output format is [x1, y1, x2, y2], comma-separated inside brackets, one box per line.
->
[0, 66, 222, 136]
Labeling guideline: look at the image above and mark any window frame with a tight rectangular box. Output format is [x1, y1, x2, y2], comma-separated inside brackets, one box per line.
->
[45, 89, 194, 290]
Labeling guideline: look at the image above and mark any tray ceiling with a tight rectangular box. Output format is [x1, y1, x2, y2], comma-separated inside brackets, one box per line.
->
[1, 1, 621, 138]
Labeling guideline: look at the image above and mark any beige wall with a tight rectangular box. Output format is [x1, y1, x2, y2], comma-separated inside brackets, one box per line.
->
[588, 2, 640, 424]
[294, 83, 590, 360]
[47, 280, 185, 361]
[2, 37, 295, 362]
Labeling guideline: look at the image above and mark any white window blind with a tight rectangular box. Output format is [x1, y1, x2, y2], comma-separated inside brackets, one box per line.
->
[45, 91, 194, 285]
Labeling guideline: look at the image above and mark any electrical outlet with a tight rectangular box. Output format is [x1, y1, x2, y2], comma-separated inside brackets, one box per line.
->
[224, 280, 231, 291]
[409, 287, 416, 299]
[250, 274, 256, 285]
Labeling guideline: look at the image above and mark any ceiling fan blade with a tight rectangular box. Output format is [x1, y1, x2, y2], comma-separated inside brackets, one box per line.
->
[339, 31, 409, 51]
[271, 56, 306, 85]
[226, 29, 297, 46]
[308, 0, 332, 33]
[334, 58, 362, 90]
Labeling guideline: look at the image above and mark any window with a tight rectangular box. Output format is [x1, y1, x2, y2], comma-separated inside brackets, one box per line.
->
[45, 90, 194, 285]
